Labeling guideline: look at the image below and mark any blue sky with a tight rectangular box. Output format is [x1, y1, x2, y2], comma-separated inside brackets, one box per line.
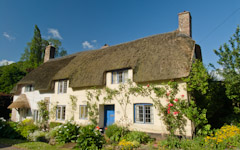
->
[0, 0, 240, 68]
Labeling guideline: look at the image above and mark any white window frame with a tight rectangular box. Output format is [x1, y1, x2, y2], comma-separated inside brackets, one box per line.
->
[25, 85, 34, 92]
[134, 104, 153, 124]
[79, 105, 88, 119]
[112, 69, 128, 84]
[58, 80, 67, 94]
[56, 105, 66, 120]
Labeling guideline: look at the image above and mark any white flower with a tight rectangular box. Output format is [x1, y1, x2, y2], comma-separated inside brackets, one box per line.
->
[59, 131, 62, 133]
[67, 129, 69, 131]
[64, 126, 67, 128]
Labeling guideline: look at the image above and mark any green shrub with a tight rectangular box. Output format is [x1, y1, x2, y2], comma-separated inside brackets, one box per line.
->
[105, 124, 128, 143]
[158, 136, 206, 150]
[49, 122, 62, 129]
[123, 131, 153, 144]
[0, 118, 23, 139]
[76, 125, 105, 150]
[55, 121, 81, 143]
[17, 119, 38, 138]
[28, 130, 49, 142]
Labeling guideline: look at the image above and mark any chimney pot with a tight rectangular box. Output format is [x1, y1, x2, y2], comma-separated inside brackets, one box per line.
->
[178, 11, 192, 37]
[44, 45, 55, 63]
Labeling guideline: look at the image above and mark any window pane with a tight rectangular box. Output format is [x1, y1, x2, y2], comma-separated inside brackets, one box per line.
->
[80, 106, 84, 118]
[112, 72, 117, 84]
[145, 105, 153, 123]
[124, 70, 128, 83]
[139, 106, 143, 122]
[84, 106, 88, 118]
[62, 106, 66, 120]
[57, 107, 61, 119]
[63, 80, 67, 93]
[118, 71, 123, 83]
[59, 82, 63, 93]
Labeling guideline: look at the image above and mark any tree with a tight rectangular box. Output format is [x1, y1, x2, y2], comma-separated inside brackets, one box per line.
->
[214, 26, 240, 114]
[0, 63, 26, 93]
[20, 25, 67, 70]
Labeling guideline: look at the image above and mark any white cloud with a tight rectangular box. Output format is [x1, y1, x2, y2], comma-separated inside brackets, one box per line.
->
[3, 32, 15, 41]
[48, 28, 63, 39]
[209, 70, 224, 81]
[82, 41, 94, 49]
[0, 59, 14, 66]
[92, 40, 97, 43]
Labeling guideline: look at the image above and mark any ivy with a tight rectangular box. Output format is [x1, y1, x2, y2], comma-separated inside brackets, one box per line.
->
[37, 100, 49, 130]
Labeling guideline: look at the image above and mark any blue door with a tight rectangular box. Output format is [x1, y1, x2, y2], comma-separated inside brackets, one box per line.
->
[104, 105, 115, 127]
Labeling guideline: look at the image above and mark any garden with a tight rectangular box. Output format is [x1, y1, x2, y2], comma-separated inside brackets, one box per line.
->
[2, 26, 240, 150]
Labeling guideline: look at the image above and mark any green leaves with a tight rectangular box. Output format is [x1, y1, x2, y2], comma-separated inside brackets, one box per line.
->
[0, 63, 26, 93]
[214, 25, 240, 115]
[183, 59, 209, 95]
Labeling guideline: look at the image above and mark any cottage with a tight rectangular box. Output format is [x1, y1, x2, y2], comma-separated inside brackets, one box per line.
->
[9, 11, 201, 137]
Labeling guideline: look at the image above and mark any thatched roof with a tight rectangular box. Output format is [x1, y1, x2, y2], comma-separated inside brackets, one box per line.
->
[13, 30, 197, 92]
[15, 55, 76, 91]
[8, 94, 30, 109]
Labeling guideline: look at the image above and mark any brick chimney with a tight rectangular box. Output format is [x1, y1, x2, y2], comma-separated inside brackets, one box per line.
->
[178, 11, 192, 37]
[44, 45, 55, 63]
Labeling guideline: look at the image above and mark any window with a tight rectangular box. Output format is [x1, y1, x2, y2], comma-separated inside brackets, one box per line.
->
[56, 105, 66, 120]
[134, 104, 153, 124]
[33, 110, 40, 122]
[58, 80, 67, 93]
[25, 85, 34, 92]
[112, 70, 128, 84]
[79, 105, 88, 119]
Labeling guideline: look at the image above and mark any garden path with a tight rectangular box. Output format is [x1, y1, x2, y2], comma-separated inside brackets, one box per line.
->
[0, 144, 24, 150]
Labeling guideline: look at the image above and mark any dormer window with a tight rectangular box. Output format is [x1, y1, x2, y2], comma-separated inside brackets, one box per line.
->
[112, 69, 128, 84]
[25, 85, 34, 92]
[58, 80, 67, 94]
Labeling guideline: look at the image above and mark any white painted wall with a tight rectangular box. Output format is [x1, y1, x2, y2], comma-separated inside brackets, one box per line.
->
[12, 86, 52, 122]
[50, 69, 193, 137]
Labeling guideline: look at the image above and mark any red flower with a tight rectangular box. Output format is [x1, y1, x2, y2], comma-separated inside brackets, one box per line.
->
[173, 111, 179, 115]
[174, 98, 178, 102]
[147, 84, 150, 87]
[167, 109, 170, 114]
[168, 103, 173, 107]
[181, 94, 184, 98]
[96, 126, 100, 130]
[105, 127, 108, 130]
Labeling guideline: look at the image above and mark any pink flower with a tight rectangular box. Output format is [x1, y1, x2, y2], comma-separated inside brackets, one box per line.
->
[168, 103, 173, 107]
[174, 98, 178, 102]
[181, 94, 184, 98]
[173, 112, 179, 115]
[147, 84, 150, 87]
[166, 99, 169, 102]
[166, 92, 170, 96]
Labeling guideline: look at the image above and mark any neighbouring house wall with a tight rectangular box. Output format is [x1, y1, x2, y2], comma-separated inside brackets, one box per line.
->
[12, 87, 52, 122]
[50, 69, 193, 137]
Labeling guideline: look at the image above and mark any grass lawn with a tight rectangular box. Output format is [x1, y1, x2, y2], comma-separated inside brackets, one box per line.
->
[0, 138, 69, 150]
